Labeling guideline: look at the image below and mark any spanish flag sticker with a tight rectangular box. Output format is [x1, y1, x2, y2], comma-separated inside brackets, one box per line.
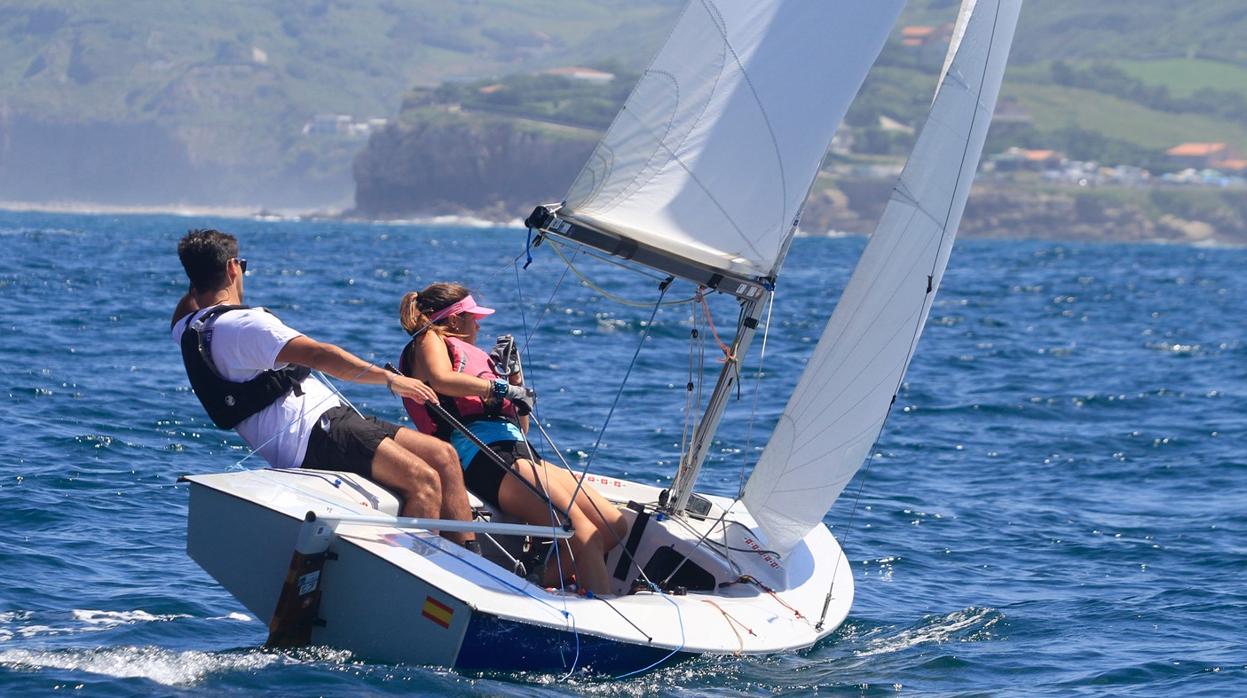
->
[422, 595, 453, 629]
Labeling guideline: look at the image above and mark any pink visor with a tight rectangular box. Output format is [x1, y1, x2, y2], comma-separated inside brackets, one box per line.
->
[428, 294, 495, 323]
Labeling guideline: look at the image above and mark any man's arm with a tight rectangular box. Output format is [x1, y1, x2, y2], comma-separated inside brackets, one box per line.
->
[277, 335, 438, 404]
[171, 291, 199, 329]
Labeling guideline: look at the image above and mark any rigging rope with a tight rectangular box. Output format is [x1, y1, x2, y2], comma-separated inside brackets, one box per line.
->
[513, 231, 700, 677]
[678, 303, 704, 479]
[513, 248, 656, 589]
[515, 249, 575, 358]
[547, 239, 697, 308]
[566, 283, 668, 506]
[527, 416, 661, 590]
[702, 599, 754, 654]
[695, 289, 735, 361]
[737, 289, 775, 497]
[509, 241, 680, 676]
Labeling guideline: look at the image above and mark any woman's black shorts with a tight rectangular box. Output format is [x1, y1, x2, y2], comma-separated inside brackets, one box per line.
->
[465, 439, 537, 510]
[301, 405, 401, 478]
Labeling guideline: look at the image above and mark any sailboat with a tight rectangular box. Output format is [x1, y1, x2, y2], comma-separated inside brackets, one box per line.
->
[182, 0, 1021, 675]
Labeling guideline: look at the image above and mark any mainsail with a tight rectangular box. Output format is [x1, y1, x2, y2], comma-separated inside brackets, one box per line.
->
[742, 0, 1022, 555]
[558, 1, 905, 281]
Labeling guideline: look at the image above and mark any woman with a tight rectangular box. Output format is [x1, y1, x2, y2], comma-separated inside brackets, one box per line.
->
[397, 283, 627, 595]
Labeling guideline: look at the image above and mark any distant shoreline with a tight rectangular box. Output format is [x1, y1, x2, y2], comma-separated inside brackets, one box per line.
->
[2, 199, 1243, 249]
[0, 200, 518, 229]
[0, 200, 286, 219]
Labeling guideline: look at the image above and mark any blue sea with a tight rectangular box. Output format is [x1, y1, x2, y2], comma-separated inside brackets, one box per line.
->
[1, 209, 1243, 696]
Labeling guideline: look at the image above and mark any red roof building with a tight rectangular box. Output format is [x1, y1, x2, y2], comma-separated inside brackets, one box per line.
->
[1166, 142, 1240, 168]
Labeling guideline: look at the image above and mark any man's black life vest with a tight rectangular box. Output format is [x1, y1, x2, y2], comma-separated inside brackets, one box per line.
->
[179, 305, 310, 429]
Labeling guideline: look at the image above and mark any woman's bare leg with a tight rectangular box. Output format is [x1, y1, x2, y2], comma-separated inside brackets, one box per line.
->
[548, 465, 628, 547]
[497, 459, 613, 594]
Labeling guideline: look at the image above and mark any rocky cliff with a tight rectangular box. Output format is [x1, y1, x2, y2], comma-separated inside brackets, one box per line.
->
[351, 112, 597, 220]
[352, 110, 1247, 245]
[801, 180, 1247, 244]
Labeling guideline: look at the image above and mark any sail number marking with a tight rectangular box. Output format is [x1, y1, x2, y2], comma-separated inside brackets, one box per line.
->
[743, 537, 780, 569]
[584, 475, 623, 488]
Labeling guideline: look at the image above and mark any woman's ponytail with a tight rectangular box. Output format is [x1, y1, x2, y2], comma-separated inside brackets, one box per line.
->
[399, 291, 428, 335]
[398, 283, 472, 338]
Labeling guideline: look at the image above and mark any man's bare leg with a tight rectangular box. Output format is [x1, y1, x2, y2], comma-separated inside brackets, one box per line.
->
[393, 428, 475, 545]
[368, 438, 441, 519]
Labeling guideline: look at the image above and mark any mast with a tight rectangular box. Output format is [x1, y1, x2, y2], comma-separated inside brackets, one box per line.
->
[665, 292, 767, 515]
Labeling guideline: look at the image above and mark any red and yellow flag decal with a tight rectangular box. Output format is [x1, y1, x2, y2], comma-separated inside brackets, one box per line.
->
[421, 595, 453, 629]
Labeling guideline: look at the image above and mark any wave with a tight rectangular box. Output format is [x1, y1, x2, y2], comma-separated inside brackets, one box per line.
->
[0, 609, 253, 642]
[854, 607, 1004, 657]
[0, 646, 280, 686]
[0, 226, 82, 237]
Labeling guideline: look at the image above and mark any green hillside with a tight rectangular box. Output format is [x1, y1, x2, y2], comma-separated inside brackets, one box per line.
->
[0, 0, 681, 206]
[1, 0, 1245, 209]
[0, 1, 680, 119]
[1114, 59, 1247, 98]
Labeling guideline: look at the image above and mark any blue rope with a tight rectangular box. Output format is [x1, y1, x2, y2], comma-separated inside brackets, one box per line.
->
[558, 608, 581, 680]
[613, 586, 686, 680]
[512, 236, 685, 679]
[513, 248, 583, 677]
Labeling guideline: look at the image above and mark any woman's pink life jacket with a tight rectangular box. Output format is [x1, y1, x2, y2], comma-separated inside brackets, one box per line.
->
[399, 334, 518, 439]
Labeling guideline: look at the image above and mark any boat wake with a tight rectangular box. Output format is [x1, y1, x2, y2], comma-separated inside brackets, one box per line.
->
[853, 607, 1005, 658]
[0, 609, 253, 642]
[0, 646, 284, 686]
[0, 608, 353, 687]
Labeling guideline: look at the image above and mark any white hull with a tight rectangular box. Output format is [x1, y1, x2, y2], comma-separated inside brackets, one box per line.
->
[183, 468, 854, 673]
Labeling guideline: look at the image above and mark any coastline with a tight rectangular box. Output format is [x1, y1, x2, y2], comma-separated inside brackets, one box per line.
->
[0, 200, 277, 219]
[0, 199, 522, 230]
[3, 195, 1243, 249]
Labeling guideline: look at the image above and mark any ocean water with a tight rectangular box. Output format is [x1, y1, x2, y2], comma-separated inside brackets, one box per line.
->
[0, 209, 1243, 696]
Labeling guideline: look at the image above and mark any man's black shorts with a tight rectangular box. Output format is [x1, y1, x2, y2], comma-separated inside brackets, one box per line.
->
[301, 405, 401, 478]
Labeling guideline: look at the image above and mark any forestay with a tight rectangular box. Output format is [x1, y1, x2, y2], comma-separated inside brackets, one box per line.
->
[560, 0, 904, 281]
[743, 0, 1022, 555]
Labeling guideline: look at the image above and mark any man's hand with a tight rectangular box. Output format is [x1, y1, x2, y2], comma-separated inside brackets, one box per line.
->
[386, 373, 439, 404]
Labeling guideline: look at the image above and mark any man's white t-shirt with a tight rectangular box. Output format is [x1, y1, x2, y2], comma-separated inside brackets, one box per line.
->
[172, 306, 341, 468]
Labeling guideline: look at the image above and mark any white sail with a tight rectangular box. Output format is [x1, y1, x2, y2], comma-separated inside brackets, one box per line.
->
[743, 0, 1022, 555]
[935, 0, 978, 103]
[560, 0, 904, 280]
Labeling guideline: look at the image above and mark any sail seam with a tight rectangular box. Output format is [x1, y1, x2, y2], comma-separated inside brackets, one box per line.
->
[564, 0, 693, 209]
[784, 326, 918, 467]
[594, 71, 684, 212]
[899, 0, 1004, 388]
[784, 207, 918, 405]
[698, 0, 787, 262]
[788, 231, 937, 415]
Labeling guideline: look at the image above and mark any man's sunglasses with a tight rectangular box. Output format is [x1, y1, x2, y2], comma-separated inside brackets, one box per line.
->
[235, 258, 248, 274]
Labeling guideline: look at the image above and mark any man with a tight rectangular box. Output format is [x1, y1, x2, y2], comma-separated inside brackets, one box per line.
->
[171, 228, 476, 548]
